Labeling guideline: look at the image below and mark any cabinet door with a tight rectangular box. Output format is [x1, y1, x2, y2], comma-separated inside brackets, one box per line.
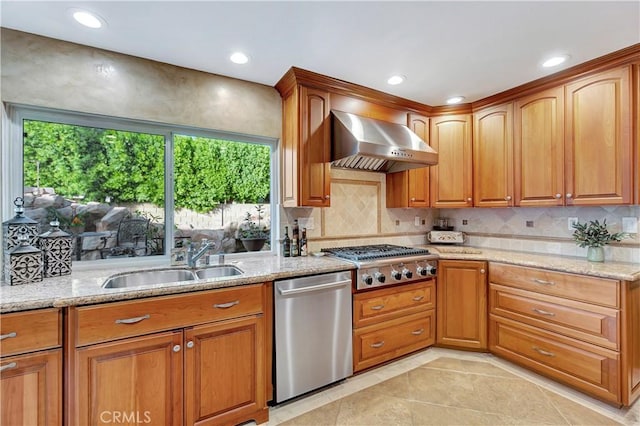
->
[1, 349, 61, 426]
[407, 114, 430, 207]
[565, 66, 633, 205]
[635, 63, 640, 205]
[75, 331, 183, 426]
[184, 315, 267, 426]
[473, 103, 514, 207]
[299, 86, 331, 207]
[437, 260, 488, 350]
[430, 115, 473, 208]
[514, 86, 565, 206]
[386, 114, 430, 208]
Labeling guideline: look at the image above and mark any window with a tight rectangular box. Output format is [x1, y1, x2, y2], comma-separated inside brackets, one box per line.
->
[7, 105, 276, 263]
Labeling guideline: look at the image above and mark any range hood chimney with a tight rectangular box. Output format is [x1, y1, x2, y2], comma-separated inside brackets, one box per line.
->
[331, 110, 438, 173]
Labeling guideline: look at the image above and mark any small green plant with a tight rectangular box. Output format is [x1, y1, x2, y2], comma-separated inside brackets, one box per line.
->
[238, 204, 269, 240]
[572, 219, 627, 248]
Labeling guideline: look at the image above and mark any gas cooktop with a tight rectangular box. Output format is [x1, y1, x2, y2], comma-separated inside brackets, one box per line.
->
[321, 244, 431, 261]
[322, 244, 437, 290]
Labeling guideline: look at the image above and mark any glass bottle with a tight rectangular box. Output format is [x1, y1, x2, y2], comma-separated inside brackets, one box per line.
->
[283, 226, 291, 257]
[291, 219, 299, 257]
[300, 228, 307, 257]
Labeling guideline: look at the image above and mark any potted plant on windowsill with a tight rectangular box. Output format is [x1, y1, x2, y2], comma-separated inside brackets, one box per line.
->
[572, 219, 626, 262]
[238, 205, 270, 252]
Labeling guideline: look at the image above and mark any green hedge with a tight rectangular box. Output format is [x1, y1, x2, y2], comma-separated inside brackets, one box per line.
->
[23, 121, 270, 213]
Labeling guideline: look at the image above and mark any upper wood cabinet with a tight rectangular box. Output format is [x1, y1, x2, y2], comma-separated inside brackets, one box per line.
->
[281, 85, 331, 207]
[430, 114, 473, 208]
[634, 63, 639, 205]
[564, 66, 633, 205]
[386, 114, 430, 208]
[473, 103, 514, 207]
[514, 86, 565, 206]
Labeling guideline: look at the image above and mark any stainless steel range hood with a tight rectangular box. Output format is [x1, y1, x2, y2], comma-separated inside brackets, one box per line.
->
[331, 110, 438, 173]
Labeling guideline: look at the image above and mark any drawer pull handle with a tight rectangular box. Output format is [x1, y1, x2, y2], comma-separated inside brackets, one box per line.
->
[411, 328, 424, 335]
[412, 296, 424, 302]
[532, 308, 556, 317]
[370, 341, 385, 348]
[370, 305, 385, 311]
[213, 300, 239, 309]
[0, 362, 17, 372]
[532, 346, 555, 357]
[532, 278, 555, 286]
[115, 314, 150, 325]
[0, 332, 17, 341]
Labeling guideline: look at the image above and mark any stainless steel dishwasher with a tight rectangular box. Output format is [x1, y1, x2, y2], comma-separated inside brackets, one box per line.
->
[274, 271, 353, 403]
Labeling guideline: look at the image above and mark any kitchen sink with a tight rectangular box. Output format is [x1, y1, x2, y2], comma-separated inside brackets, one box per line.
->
[102, 268, 197, 288]
[194, 265, 243, 279]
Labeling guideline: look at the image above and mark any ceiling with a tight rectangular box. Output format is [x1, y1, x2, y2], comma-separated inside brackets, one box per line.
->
[1, 1, 639, 106]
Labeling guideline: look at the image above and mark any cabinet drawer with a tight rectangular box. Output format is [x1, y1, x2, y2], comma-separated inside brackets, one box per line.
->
[490, 284, 619, 350]
[354, 310, 435, 372]
[353, 280, 435, 328]
[489, 263, 619, 308]
[0, 308, 61, 357]
[74, 284, 263, 346]
[489, 315, 619, 403]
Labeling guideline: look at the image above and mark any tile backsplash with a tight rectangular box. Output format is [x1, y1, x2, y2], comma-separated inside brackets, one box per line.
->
[283, 170, 639, 263]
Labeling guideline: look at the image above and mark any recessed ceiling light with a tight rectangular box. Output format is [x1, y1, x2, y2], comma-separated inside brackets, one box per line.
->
[446, 96, 465, 104]
[230, 52, 249, 64]
[71, 9, 104, 29]
[387, 75, 405, 85]
[542, 54, 570, 68]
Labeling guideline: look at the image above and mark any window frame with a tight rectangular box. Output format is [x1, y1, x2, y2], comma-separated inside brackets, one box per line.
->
[2, 103, 279, 268]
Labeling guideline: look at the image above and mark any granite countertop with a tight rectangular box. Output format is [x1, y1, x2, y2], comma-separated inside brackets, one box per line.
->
[424, 245, 640, 282]
[2, 247, 639, 314]
[0, 254, 355, 313]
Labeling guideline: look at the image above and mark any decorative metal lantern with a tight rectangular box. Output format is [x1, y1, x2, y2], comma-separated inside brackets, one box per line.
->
[3, 197, 39, 251]
[39, 220, 72, 277]
[5, 233, 43, 285]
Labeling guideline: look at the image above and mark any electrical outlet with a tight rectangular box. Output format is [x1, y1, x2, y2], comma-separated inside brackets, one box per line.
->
[526, 221, 534, 228]
[568, 217, 579, 230]
[395, 220, 400, 226]
[421, 219, 426, 225]
[415, 216, 421, 227]
[305, 217, 315, 230]
[462, 219, 468, 225]
[622, 217, 638, 233]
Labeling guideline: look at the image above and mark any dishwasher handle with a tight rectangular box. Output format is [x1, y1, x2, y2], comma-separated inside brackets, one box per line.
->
[278, 279, 351, 296]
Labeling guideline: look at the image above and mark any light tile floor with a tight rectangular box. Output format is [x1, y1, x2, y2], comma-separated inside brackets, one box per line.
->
[263, 348, 640, 425]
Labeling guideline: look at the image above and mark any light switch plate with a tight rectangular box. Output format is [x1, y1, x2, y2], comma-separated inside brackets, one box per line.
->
[622, 217, 638, 234]
[414, 216, 421, 227]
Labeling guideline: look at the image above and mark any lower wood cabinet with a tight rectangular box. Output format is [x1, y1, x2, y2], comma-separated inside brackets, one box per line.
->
[1, 348, 62, 426]
[0, 308, 62, 426]
[436, 260, 488, 350]
[353, 280, 436, 372]
[489, 263, 640, 407]
[490, 315, 620, 404]
[68, 284, 269, 426]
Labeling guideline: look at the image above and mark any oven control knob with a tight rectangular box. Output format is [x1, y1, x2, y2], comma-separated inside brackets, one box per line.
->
[362, 274, 373, 285]
[402, 268, 413, 279]
[417, 266, 428, 276]
[374, 272, 386, 283]
[426, 266, 437, 276]
[391, 269, 401, 280]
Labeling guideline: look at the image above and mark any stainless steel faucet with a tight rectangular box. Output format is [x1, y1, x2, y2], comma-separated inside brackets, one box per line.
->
[187, 240, 214, 268]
